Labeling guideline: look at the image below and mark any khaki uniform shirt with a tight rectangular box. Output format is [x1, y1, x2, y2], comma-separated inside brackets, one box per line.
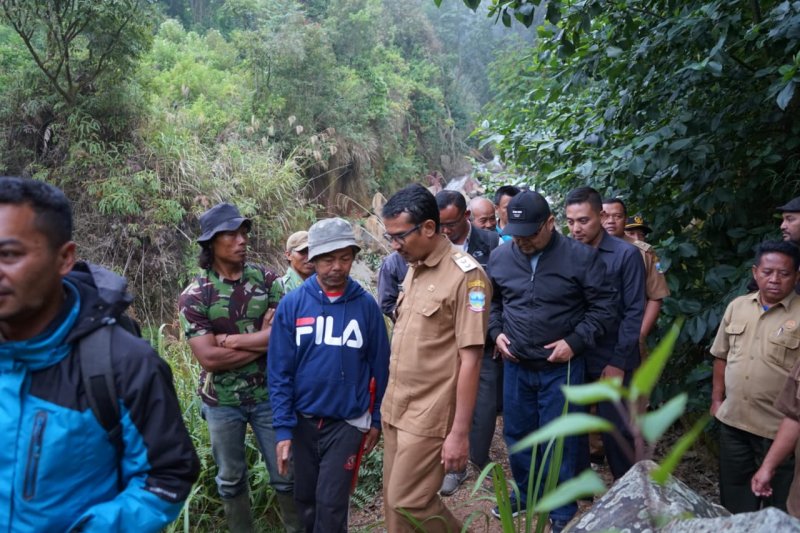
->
[624, 236, 669, 300]
[381, 236, 490, 438]
[711, 291, 800, 438]
[774, 358, 800, 517]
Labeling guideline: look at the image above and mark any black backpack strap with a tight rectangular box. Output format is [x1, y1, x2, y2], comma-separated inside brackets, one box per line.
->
[79, 324, 124, 489]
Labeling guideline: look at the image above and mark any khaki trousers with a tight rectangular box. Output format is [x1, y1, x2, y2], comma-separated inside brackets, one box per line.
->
[382, 423, 461, 532]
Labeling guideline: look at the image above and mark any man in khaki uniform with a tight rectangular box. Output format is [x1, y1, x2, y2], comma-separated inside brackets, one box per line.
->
[752, 356, 800, 517]
[710, 240, 800, 513]
[602, 198, 669, 357]
[380, 184, 490, 532]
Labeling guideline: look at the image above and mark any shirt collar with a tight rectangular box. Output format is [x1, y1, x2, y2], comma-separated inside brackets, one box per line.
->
[597, 231, 615, 252]
[750, 290, 798, 310]
[420, 235, 453, 268]
[461, 223, 473, 251]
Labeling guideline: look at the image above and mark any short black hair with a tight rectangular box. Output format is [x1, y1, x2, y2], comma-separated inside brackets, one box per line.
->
[602, 197, 627, 215]
[435, 190, 466, 213]
[565, 186, 603, 213]
[383, 183, 440, 231]
[494, 185, 520, 205]
[755, 240, 800, 271]
[0, 176, 72, 249]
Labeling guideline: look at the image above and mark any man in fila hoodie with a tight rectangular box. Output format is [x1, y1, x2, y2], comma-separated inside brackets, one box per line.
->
[269, 217, 390, 533]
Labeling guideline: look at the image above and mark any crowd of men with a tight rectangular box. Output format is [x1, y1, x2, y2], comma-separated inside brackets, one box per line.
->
[2, 174, 800, 532]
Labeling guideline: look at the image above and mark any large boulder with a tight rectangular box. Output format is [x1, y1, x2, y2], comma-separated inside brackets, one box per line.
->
[662, 506, 800, 532]
[568, 460, 729, 532]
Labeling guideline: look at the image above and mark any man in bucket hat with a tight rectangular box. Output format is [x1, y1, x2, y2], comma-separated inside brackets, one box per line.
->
[179, 203, 301, 532]
[282, 230, 315, 293]
[269, 217, 390, 533]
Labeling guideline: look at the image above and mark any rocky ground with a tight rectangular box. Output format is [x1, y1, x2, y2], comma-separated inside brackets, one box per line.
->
[347, 417, 719, 532]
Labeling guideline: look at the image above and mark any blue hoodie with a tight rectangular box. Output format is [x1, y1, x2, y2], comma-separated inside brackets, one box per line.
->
[269, 275, 390, 443]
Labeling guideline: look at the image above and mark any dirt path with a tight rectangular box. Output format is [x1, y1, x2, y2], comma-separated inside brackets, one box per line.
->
[347, 417, 719, 532]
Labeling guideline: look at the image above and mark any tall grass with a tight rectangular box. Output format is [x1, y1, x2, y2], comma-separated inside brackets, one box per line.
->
[154, 331, 284, 532]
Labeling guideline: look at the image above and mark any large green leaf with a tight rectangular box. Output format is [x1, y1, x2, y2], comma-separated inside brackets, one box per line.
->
[640, 394, 687, 444]
[652, 415, 710, 485]
[509, 413, 614, 454]
[630, 318, 684, 400]
[562, 380, 624, 405]
[777, 81, 796, 110]
[533, 469, 607, 513]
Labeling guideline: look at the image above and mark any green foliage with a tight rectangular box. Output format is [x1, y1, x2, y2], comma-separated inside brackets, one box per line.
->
[0, 0, 156, 107]
[159, 336, 283, 532]
[468, 0, 800, 410]
[350, 447, 385, 509]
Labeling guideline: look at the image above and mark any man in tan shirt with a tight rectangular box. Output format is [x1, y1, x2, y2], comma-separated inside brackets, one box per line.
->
[380, 184, 490, 532]
[752, 356, 800, 517]
[711, 240, 800, 513]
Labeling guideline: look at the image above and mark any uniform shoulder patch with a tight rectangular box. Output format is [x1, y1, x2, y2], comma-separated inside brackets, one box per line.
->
[632, 240, 653, 253]
[452, 252, 477, 272]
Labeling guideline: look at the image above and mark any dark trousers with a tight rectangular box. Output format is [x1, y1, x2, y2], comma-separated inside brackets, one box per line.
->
[470, 353, 502, 469]
[577, 369, 635, 480]
[503, 359, 585, 523]
[293, 416, 363, 533]
[719, 422, 794, 513]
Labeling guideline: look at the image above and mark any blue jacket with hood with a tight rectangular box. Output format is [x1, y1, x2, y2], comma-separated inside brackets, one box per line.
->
[0, 262, 199, 532]
[269, 276, 390, 443]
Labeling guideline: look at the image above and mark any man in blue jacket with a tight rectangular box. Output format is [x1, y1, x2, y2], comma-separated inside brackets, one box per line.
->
[488, 190, 617, 532]
[377, 250, 407, 321]
[269, 217, 390, 533]
[0, 177, 199, 531]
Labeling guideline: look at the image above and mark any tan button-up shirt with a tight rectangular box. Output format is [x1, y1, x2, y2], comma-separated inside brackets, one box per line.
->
[381, 235, 490, 438]
[711, 291, 800, 438]
[775, 358, 800, 517]
[624, 236, 669, 301]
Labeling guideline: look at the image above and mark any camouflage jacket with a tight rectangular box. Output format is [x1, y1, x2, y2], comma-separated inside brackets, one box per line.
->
[178, 264, 283, 406]
[280, 267, 305, 294]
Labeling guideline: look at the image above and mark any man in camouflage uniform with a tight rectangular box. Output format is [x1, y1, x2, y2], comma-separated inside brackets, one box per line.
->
[179, 203, 301, 533]
[281, 230, 315, 293]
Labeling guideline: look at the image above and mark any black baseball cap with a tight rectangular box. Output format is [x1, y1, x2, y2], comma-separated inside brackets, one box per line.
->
[777, 196, 800, 213]
[197, 203, 252, 243]
[504, 190, 551, 237]
[625, 214, 652, 234]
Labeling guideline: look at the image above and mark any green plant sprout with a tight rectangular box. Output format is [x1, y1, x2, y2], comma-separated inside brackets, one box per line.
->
[463, 318, 709, 532]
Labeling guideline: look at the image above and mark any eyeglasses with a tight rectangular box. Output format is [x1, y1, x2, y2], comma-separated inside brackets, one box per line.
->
[440, 210, 466, 230]
[384, 223, 422, 244]
[439, 220, 462, 230]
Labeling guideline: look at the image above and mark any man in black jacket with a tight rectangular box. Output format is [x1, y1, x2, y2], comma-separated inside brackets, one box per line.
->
[436, 190, 501, 495]
[487, 190, 617, 531]
[567, 187, 645, 480]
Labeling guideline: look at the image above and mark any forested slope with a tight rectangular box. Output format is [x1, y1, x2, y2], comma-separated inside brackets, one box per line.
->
[0, 0, 519, 325]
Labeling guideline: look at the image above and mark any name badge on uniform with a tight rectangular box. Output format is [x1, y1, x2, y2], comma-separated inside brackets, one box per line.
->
[452, 252, 477, 272]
